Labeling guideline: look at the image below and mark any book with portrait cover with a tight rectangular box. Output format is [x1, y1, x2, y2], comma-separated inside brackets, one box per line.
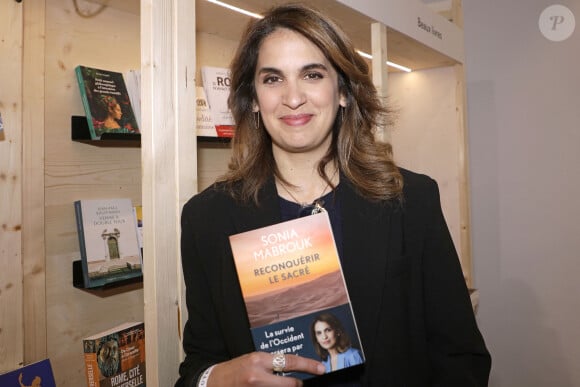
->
[74, 198, 143, 288]
[200, 66, 235, 138]
[83, 321, 145, 387]
[75, 65, 140, 140]
[0, 358, 56, 387]
[229, 212, 365, 379]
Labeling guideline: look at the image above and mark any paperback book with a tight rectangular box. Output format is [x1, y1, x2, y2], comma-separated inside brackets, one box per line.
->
[229, 212, 364, 379]
[200, 66, 235, 138]
[195, 86, 217, 137]
[74, 198, 142, 288]
[0, 358, 56, 387]
[83, 321, 145, 387]
[75, 65, 140, 140]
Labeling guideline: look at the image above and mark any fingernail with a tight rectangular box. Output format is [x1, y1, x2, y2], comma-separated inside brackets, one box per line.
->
[317, 364, 325, 374]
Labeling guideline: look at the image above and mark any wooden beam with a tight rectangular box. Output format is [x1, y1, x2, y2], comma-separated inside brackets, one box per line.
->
[22, 0, 47, 363]
[141, 0, 197, 384]
[371, 22, 389, 143]
[0, 0, 24, 372]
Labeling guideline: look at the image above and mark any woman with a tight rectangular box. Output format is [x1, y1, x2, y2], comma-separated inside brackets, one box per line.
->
[311, 313, 364, 373]
[176, 3, 490, 387]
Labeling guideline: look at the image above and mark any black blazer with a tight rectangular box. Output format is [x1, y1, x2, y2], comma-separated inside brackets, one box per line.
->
[176, 169, 491, 387]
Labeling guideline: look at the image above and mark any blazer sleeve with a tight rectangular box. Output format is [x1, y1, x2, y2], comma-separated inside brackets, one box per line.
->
[417, 176, 491, 386]
[174, 197, 232, 387]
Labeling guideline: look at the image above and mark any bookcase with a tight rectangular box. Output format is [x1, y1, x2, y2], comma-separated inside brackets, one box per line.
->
[5, 0, 471, 386]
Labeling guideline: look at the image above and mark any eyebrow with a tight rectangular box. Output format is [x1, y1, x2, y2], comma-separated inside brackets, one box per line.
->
[256, 62, 329, 76]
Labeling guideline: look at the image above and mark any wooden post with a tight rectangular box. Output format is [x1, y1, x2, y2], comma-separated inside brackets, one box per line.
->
[371, 22, 389, 143]
[141, 0, 197, 384]
[22, 0, 47, 363]
[451, 0, 473, 289]
[0, 0, 25, 371]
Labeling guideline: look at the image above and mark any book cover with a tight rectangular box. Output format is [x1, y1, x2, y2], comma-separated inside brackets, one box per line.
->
[195, 86, 217, 137]
[133, 205, 143, 258]
[75, 65, 140, 140]
[74, 198, 143, 288]
[229, 212, 364, 379]
[0, 358, 56, 387]
[124, 69, 141, 129]
[83, 322, 145, 387]
[200, 66, 235, 138]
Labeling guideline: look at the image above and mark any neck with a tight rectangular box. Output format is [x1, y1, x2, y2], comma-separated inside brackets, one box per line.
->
[276, 164, 338, 205]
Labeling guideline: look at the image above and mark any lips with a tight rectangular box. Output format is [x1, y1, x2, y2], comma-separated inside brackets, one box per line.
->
[280, 113, 313, 126]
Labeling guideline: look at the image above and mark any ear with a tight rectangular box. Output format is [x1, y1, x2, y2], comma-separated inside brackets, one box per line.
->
[339, 93, 347, 108]
[252, 101, 259, 112]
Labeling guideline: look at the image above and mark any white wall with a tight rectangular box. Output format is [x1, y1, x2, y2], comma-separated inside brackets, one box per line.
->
[463, 1, 580, 385]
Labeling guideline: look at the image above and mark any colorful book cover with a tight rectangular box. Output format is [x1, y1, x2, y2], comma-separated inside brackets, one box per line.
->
[200, 66, 235, 138]
[0, 358, 56, 387]
[83, 322, 146, 387]
[133, 205, 143, 258]
[75, 65, 140, 140]
[74, 198, 143, 288]
[229, 212, 364, 379]
[195, 86, 217, 137]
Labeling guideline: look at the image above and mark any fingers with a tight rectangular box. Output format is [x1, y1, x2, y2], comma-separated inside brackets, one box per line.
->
[208, 352, 324, 387]
[280, 353, 325, 376]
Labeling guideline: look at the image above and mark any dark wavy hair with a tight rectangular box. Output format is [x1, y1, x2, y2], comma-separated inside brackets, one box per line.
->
[310, 312, 352, 361]
[220, 3, 403, 204]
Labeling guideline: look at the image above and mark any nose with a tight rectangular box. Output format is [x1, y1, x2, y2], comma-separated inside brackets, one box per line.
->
[282, 79, 306, 109]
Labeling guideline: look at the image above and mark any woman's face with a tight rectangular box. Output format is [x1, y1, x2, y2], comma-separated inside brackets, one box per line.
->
[314, 320, 337, 350]
[253, 28, 345, 158]
[110, 102, 122, 120]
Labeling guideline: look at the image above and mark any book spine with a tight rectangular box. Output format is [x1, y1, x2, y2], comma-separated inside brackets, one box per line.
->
[74, 200, 91, 288]
[75, 66, 98, 140]
[84, 350, 100, 387]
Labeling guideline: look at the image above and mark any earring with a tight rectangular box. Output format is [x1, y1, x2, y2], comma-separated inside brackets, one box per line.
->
[253, 111, 260, 129]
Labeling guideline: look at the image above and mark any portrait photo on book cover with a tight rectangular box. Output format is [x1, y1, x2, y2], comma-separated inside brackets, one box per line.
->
[251, 304, 364, 379]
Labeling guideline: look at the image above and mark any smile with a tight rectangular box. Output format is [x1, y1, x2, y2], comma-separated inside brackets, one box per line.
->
[280, 114, 313, 126]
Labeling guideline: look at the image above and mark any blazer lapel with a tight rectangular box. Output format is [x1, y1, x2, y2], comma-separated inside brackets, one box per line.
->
[228, 177, 282, 234]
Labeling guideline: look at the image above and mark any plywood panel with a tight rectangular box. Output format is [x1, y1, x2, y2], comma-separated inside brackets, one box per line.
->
[44, 0, 142, 385]
[0, 0, 24, 373]
[22, 0, 48, 363]
[389, 67, 467, 277]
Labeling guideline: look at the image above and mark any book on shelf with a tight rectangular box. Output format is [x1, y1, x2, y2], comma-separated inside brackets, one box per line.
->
[83, 321, 145, 387]
[195, 86, 217, 137]
[228, 212, 364, 379]
[200, 66, 235, 138]
[75, 65, 140, 140]
[74, 198, 143, 288]
[133, 205, 143, 258]
[124, 69, 141, 129]
[0, 358, 56, 387]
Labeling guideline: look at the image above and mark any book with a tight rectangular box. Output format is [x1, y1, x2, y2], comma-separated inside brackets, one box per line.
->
[124, 69, 141, 129]
[229, 212, 364, 379]
[0, 358, 56, 387]
[200, 66, 235, 138]
[133, 205, 143, 258]
[75, 65, 140, 140]
[74, 198, 143, 288]
[195, 86, 217, 137]
[83, 321, 145, 387]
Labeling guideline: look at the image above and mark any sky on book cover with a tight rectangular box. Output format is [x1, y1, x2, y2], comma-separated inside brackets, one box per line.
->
[229, 212, 342, 299]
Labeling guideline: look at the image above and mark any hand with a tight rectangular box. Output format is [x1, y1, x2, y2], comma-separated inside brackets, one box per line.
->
[207, 352, 325, 386]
